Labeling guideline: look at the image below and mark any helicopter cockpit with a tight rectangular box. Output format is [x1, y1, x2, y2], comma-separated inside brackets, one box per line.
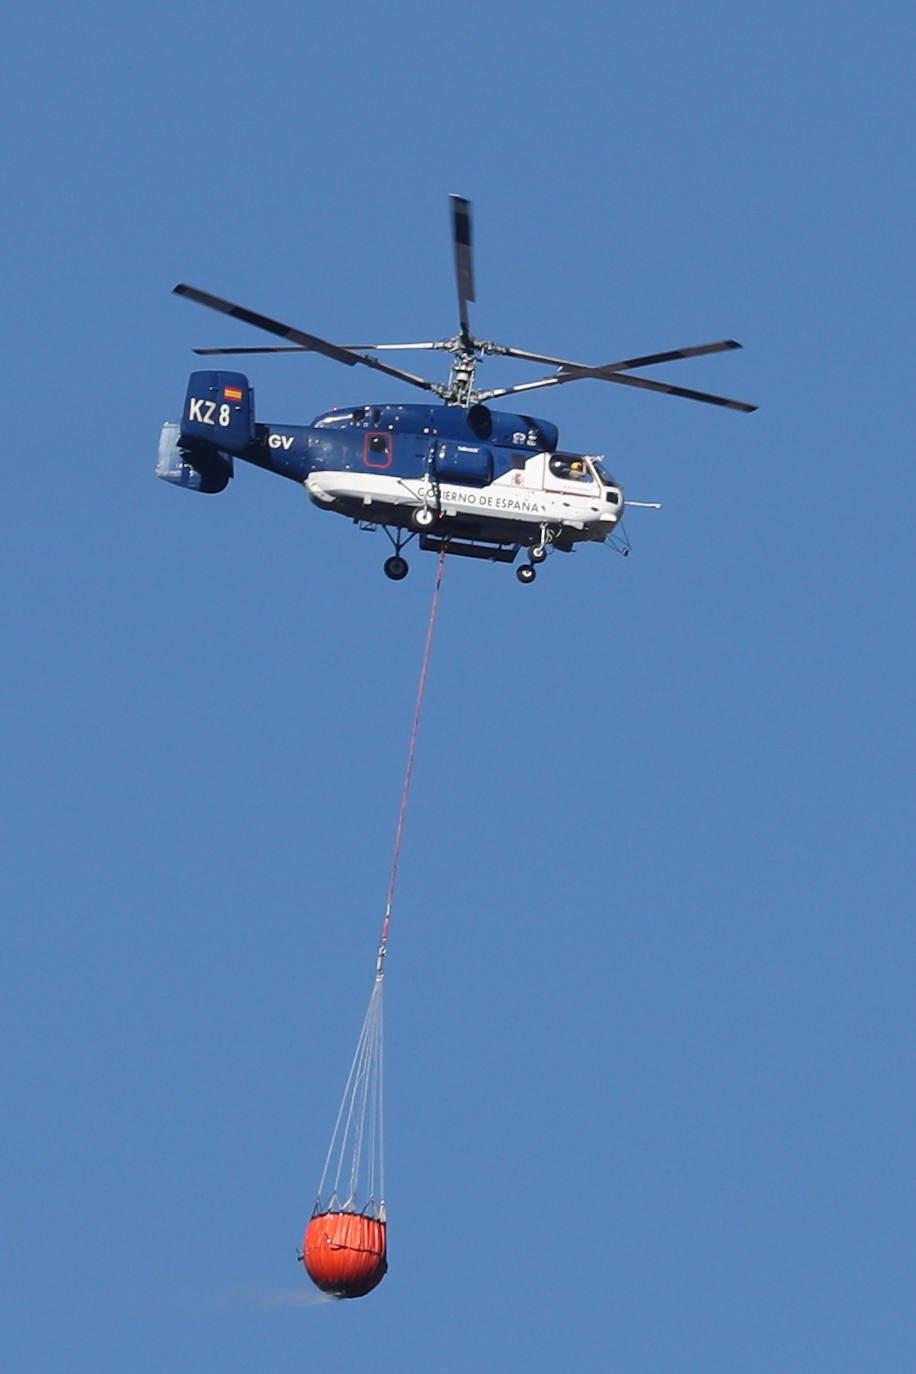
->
[548, 453, 622, 505]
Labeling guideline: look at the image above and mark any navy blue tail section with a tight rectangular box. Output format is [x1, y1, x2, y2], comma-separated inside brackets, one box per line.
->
[180, 371, 255, 451]
[157, 371, 254, 494]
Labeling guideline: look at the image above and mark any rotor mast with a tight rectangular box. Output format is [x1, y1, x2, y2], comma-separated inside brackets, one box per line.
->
[444, 194, 479, 406]
[441, 335, 483, 407]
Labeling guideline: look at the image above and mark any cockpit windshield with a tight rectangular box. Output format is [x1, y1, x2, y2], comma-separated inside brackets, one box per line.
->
[590, 457, 616, 487]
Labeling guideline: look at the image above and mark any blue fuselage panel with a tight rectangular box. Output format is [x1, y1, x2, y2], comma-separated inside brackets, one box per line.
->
[241, 403, 559, 485]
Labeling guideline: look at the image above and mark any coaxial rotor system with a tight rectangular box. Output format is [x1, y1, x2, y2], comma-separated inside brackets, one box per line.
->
[175, 196, 756, 414]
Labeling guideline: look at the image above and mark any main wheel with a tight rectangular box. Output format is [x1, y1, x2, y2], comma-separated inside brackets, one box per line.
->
[384, 555, 409, 581]
[516, 563, 536, 584]
[411, 506, 436, 530]
[530, 544, 547, 564]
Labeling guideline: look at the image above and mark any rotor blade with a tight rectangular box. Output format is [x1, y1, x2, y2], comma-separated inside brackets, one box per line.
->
[174, 284, 357, 364]
[563, 364, 757, 411]
[478, 367, 757, 411]
[195, 345, 313, 355]
[561, 340, 744, 374]
[174, 285, 440, 393]
[492, 344, 594, 369]
[495, 339, 743, 373]
[194, 341, 443, 357]
[337, 342, 443, 352]
[450, 195, 475, 339]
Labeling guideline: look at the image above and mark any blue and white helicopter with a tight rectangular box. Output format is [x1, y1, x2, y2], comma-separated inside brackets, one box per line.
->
[159, 197, 755, 583]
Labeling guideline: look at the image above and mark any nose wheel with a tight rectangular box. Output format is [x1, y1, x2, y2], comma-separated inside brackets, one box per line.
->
[516, 563, 536, 584]
[384, 555, 409, 581]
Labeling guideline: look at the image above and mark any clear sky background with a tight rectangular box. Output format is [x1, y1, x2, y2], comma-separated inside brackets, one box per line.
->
[2, 2, 913, 1370]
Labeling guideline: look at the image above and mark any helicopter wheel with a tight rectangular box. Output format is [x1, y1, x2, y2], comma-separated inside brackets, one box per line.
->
[530, 544, 547, 564]
[384, 555, 409, 581]
[411, 506, 436, 530]
[516, 563, 536, 585]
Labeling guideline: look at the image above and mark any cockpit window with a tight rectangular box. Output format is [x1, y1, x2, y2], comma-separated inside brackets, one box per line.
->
[549, 454, 593, 482]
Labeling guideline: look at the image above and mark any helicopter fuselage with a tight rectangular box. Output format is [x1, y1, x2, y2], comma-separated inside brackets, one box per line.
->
[158, 372, 625, 562]
[162, 196, 752, 581]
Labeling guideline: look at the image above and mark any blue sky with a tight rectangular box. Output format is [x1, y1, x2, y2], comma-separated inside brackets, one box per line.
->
[2, 2, 913, 1370]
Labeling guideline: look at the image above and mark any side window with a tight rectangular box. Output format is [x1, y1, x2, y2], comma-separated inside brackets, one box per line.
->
[364, 432, 393, 470]
[549, 455, 591, 482]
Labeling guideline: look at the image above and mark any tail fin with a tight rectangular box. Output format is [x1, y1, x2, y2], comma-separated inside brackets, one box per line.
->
[157, 371, 254, 494]
[180, 370, 255, 451]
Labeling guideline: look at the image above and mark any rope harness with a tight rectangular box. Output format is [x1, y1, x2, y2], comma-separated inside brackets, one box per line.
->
[314, 547, 447, 1221]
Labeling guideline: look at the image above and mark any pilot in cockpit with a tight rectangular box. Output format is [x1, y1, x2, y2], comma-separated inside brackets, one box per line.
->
[550, 455, 591, 482]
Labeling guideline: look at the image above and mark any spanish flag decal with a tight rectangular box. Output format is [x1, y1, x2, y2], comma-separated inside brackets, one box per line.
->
[224, 386, 244, 401]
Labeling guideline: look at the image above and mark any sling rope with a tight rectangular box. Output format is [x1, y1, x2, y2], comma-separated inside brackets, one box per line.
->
[313, 547, 447, 1221]
[377, 544, 447, 975]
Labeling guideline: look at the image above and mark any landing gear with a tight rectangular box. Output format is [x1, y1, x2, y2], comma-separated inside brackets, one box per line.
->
[530, 523, 555, 565]
[384, 555, 409, 581]
[381, 524, 415, 580]
[410, 505, 436, 530]
[516, 563, 536, 584]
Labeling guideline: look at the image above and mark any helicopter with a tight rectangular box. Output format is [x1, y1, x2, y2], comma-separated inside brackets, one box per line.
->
[158, 196, 756, 583]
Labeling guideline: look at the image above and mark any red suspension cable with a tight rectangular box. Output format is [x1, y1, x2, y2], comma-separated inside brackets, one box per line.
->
[376, 547, 447, 973]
